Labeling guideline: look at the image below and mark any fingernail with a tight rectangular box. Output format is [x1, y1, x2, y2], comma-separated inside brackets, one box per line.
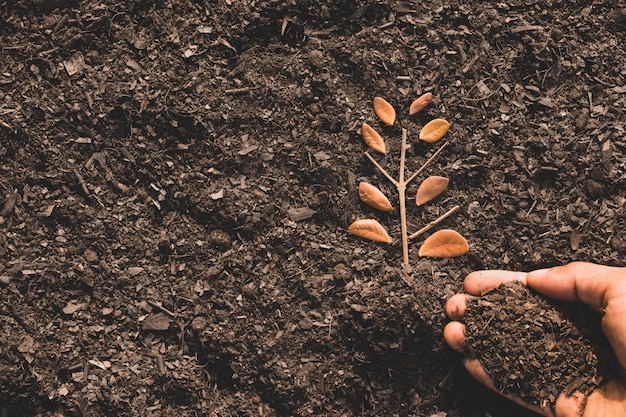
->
[528, 268, 549, 278]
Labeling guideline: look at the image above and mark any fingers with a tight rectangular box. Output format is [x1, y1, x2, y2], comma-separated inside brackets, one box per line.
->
[462, 263, 626, 310]
[526, 262, 626, 372]
[464, 270, 527, 295]
[578, 379, 626, 417]
[444, 294, 467, 352]
[526, 262, 626, 307]
[554, 392, 585, 417]
[447, 263, 626, 417]
[445, 310, 556, 416]
[463, 358, 495, 387]
[464, 359, 554, 416]
[443, 321, 465, 353]
[445, 293, 466, 319]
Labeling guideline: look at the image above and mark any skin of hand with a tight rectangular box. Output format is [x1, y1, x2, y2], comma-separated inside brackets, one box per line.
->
[443, 262, 626, 417]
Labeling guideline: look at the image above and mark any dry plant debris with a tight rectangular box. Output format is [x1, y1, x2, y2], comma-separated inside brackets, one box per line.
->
[415, 176, 449, 206]
[419, 118, 451, 143]
[373, 96, 396, 126]
[409, 92, 433, 115]
[358, 182, 393, 212]
[348, 219, 392, 243]
[361, 122, 386, 154]
[418, 229, 468, 257]
[350, 96, 467, 266]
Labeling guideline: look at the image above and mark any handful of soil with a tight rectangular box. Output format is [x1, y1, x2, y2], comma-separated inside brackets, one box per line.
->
[464, 280, 616, 409]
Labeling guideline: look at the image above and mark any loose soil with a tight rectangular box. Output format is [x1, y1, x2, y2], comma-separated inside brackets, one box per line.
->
[1, 1, 626, 416]
[465, 280, 616, 410]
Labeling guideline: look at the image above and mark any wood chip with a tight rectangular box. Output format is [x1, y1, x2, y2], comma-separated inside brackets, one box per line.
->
[0, 190, 19, 216]
[127, 266, 145, 276]
[288, 207, 317, 221]
[601, 140, 612, 172]
[142, 312, 173, 331]
[510, 25, 544, 33]
[238, 145, 258, 156]
[63, 51, 85, 76]
[63, 300, 87, 315]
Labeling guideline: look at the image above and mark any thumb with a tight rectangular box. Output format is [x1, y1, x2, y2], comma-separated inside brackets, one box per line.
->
[526, 262, 626, 372]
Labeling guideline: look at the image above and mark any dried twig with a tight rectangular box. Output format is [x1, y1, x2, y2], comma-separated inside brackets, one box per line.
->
[405, 141, 449, 184]
[364, 152, 398, 186]
[367, 129, 411, 265]
[73, 169, 90, 197]
[398, 129, 409, 266]
[148, 300, 177, 318]
[409, 205, 460, 240]
[367, 129, 450, 266]
[224, 86, 261, 95]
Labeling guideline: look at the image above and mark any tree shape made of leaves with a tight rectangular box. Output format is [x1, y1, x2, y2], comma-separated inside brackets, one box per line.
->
[348, 94, 469, 267]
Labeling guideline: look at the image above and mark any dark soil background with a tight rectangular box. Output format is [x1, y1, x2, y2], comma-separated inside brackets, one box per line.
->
[1, 1, 625, 416]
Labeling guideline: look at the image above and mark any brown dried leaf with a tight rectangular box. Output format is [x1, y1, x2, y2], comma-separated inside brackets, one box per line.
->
[348, 219, 392, 243]
[419, 118, 450, 143]
[361, 123, 386, 154]
[373, 97, 396, 126]
[419, 229, 468, 257]
[415, 176, 449, 206]
[409, 92, 433, 115]
[358, 182, 393, 212]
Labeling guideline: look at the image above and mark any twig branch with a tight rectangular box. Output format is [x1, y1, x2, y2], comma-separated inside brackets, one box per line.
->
[398, 129, 409, 266]
[224, 86, 261, 95]
[405, 141, 449, 185]
[73, 168, 90, 197]
[148, 300, 178, 318]
[408, 205, 460, 240]
[365, 152, 398, 186]
[365, 130, 450, 267]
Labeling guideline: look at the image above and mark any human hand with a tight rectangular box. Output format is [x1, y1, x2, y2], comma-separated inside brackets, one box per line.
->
[444, 262, 626, 417]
